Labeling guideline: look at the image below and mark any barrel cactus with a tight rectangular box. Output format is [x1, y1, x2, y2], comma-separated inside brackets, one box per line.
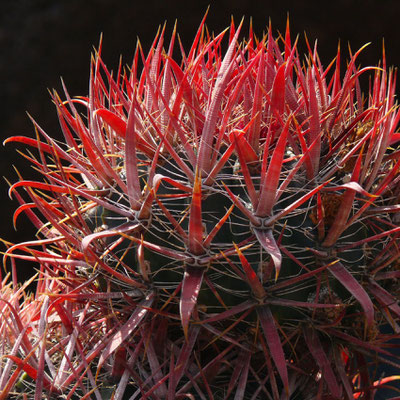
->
[1, 15, 400, 399]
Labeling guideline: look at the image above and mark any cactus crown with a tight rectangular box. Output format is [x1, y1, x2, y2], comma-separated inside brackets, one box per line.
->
[2, 15, 400, 399]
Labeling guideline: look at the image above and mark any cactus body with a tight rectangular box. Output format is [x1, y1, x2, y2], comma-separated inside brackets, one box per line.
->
[2, 17, 400, 399]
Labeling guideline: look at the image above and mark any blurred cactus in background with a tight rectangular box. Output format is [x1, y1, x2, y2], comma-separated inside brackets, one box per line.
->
[1, 14, 400, 399]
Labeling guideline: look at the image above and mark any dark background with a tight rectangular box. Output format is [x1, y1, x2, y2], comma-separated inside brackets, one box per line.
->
[1, 0, 400, 397]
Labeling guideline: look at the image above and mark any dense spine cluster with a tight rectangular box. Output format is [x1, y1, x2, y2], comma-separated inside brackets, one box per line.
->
[1, 16, 400, 399]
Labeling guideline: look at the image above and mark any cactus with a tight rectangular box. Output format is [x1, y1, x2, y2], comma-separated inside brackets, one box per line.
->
[1, 15, 400, 399]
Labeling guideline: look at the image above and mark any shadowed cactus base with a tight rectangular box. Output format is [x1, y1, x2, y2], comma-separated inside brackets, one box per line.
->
[1, 14, 400, 399]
